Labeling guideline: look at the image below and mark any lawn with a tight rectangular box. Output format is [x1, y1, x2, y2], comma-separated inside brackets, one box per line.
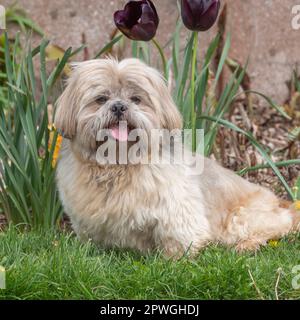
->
[0, 226, 299, 300]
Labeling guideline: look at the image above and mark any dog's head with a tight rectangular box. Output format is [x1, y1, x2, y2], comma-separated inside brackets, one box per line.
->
[54, 58, 182, 161]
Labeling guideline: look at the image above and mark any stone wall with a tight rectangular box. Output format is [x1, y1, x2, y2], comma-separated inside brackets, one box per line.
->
[2, 0, 300, 104]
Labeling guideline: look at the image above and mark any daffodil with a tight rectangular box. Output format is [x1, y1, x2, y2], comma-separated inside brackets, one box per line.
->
[48, 124, 62, 168]
[268, 240, 279, 248]
[294, 200, 300, 211]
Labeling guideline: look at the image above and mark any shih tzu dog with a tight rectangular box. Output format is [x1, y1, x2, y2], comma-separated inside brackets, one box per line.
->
[55, 58, 300, 257]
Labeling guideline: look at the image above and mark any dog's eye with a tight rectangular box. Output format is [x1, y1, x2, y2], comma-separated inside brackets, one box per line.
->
[130, 96, 141, 104]
[96, 96, 109, 105]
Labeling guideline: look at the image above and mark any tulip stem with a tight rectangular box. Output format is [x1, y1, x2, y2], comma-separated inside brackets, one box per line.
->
[191, 32, 198, 152]
[152, 38, 167, 78]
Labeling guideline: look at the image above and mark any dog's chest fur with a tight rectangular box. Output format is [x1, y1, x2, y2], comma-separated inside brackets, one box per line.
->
[56, 143, 206, 252]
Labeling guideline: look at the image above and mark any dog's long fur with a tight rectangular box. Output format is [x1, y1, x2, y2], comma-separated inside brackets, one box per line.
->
[55, 58, 300, 257]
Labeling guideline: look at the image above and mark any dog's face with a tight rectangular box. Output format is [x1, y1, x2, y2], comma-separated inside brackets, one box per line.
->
[55, 58, 182, 161]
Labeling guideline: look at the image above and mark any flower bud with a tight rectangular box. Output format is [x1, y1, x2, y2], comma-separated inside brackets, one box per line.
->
[114, 0, 159, 41]
[181, 0, 220, 32]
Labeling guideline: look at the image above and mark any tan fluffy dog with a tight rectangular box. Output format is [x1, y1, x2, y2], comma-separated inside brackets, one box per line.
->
[55, 58, 300, 257]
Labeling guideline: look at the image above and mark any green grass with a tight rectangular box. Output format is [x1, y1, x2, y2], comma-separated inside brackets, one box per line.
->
[0, 226, 299, 300]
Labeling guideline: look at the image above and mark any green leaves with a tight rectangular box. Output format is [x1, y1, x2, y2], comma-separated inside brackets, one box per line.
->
[0, 34, 75, 228]
[199, 116, 295, 199]
[94, 34, 123, 59]
[5, 6, 44, 36]
[294, 177, 300, 201]
[169, 26, 297, 200]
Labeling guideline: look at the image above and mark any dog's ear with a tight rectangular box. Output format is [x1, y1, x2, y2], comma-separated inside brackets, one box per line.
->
[54, 77, 78, 139]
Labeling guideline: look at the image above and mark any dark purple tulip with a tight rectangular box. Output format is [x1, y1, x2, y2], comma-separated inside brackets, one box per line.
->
[114, 0, 159, 41]
[181, 0, 220, 31]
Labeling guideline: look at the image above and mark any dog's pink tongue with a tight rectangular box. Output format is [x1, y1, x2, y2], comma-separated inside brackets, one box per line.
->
[110, 125, 129, 142]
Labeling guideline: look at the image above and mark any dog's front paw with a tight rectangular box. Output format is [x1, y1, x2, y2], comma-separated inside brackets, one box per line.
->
[235, 239, 264, 253]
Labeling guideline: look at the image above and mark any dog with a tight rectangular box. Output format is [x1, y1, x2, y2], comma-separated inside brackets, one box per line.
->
[54, 58, 300, 257]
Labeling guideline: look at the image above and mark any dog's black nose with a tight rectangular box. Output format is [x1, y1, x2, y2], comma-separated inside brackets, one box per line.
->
[111, 102, 128, 118]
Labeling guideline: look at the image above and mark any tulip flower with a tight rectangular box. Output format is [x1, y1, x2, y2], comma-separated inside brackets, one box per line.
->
[114, 0, 159, 41]
[181, 0, 220, 32]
